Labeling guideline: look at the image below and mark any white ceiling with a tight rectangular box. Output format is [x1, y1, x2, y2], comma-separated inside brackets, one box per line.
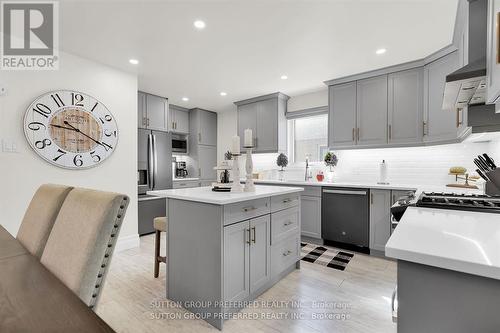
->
[59, 0, 459, 112]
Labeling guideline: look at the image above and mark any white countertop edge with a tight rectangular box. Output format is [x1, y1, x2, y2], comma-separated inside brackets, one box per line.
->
[385, 246, 500, 280]
[148, 185, 304, 205]
[249, 179, 418, 191]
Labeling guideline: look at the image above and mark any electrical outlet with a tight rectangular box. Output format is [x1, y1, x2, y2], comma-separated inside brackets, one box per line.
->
[1, 139, 18, 153]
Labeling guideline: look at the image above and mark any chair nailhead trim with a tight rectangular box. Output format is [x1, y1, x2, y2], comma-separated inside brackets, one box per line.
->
[89, 197, 128, 309]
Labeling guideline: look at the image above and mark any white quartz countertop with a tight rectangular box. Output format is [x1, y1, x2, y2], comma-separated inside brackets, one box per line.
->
[386, 207, 500, 280]
[173, 177, 199, 182]
[148, 185, 304, 205]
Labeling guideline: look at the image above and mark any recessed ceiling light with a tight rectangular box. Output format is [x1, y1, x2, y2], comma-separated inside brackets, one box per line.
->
[129, 59, 139, 65]
[375, 48, 387, 55]
[193, 20, 206, 30]
[182, 97, 189, 102]
[281, 75, 288, 80]
[220, 92, 227, 96]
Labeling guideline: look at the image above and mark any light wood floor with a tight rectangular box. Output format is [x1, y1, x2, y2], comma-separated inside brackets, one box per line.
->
[97, 234, 397, 333]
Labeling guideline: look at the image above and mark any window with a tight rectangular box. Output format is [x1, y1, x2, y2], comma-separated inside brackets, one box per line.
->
[288, 114, 328, 163]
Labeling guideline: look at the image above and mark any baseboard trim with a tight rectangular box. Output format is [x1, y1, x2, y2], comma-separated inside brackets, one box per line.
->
[115, 234, 140, 252]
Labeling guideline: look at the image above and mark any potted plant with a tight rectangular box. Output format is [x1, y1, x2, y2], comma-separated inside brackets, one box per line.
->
[276, 153, 288, 181]
[324, 152, 338, 181]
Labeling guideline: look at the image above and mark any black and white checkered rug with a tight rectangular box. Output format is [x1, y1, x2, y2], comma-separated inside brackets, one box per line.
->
[300, 243, 354, 271]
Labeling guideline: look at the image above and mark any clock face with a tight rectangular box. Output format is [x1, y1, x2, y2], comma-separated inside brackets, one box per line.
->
[24, 90, 118, 169]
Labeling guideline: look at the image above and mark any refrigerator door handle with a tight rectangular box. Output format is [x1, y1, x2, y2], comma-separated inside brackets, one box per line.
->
[148, 133, 155, 190]
[152, 133, 159, 189]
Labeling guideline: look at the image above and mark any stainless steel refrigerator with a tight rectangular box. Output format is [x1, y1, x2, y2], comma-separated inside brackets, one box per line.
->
[138, 129, 172, 235]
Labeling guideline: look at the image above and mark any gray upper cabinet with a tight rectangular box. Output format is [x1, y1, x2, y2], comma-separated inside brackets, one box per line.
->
[198, 145, 217, 181]
[189, 108, 218, 181]
[356, 75, 388, 147]
[199, 110, 218, 146]
[388, 68, 424, 145]
[249, 215, 271, 293]
[146, 94, 169, 132]
[235, 93, 289, 153]
[369, 189, 391, 253]
[328, 82, 357, 148]
[424, 51, 462, 143]
[138, 92, 147, 129]
[169, 105, 190, 134]
[237, 103, 257, 147]
[223, 221, 250, 303]
[138, 91, 169, 132]
[486, 0, 500, 104]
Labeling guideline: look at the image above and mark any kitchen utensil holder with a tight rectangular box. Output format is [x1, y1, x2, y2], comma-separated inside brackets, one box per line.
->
[485, 169, 500, 196]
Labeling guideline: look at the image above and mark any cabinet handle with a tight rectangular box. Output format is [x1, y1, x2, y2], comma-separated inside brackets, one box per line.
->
[422, 121, 427, 136]
[352, 128, 355, 141]
[282, 198, 293, 203]
[251, 227, 256, 243]
[357, 128, 360, 141]
[198, 133, 201, 142]
[242, 206, 256, 212]
[282, 250, 292, 257]
[388, 124, 392, 141]
[456, 109, 459, 128]
[147, 118, 150, 127]
[283, 220, 292, 226]
[246, 228, 251, 244]
[371, 193, 374, 205]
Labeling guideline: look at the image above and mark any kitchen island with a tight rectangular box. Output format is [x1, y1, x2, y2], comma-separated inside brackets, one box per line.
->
[386, 207, 500, 333]
[148, 185, 303, 329]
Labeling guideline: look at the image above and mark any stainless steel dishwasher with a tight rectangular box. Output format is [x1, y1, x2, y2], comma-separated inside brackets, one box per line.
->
[321, 187, 370, 251]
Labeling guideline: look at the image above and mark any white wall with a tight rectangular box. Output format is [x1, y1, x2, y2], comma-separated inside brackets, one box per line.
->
[0, 52, 139, 250]
[287, 89, 328, 112]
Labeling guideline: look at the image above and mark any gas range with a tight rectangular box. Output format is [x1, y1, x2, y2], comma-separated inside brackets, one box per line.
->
[391, 191, 500, 224]
[416, 192, 500, 213]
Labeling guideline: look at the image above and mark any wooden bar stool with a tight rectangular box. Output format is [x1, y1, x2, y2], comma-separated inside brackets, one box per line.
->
[153, 216, 167, 278]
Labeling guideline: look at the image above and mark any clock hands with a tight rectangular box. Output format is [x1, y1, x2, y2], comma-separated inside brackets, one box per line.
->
[50, 121, 109, 150]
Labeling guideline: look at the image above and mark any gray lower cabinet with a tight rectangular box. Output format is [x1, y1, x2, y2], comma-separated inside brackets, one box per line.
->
[300, 195, 321, 239]
[424, 50, 465, 143]
[249, 215, 271, 293]
[138, 197, 165, 236]
[235, 92, 289, 153]
[369, 190, 391, 253]
[388, 68, 424, 145]
[328, 82, 357, 148]
[223, 213, 279, 302]
[356, 75, 388, 147]
[223, 220, 250, 303]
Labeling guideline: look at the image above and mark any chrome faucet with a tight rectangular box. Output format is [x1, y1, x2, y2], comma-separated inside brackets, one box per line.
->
[305, 157, 312, 181]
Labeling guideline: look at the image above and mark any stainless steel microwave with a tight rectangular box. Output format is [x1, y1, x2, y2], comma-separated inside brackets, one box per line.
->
[172, 134, 188, 154]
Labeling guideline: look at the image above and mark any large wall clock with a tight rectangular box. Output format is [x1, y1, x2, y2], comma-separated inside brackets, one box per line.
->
[23, 90, 118, 169]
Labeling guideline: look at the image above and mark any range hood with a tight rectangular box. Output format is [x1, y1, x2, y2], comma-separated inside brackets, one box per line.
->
[443, 0, 488, 110]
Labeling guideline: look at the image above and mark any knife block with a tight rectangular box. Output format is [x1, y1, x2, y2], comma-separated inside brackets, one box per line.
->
[485, 169, 500, 196]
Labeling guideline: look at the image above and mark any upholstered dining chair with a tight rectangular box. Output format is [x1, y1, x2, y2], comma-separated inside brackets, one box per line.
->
[40, 187, 129, 309]
[17, 184, 73, 258]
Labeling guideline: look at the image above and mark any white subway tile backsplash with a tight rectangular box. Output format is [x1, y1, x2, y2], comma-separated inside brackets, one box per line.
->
[242, 138, 500, 187]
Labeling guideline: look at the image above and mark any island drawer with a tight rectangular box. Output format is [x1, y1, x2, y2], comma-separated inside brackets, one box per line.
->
[271, 234, 299, 278]
[271, 206, 299, 244]
[223, 198, 270, 225]
[271, 193, 300, 213]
